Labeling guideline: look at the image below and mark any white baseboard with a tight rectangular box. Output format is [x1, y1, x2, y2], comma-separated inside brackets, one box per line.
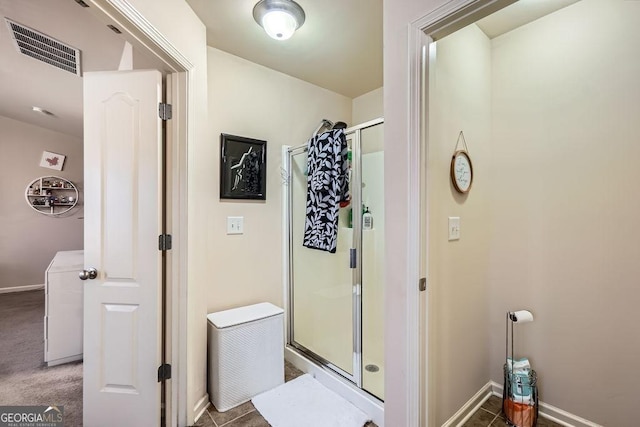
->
[441, 382, 493, 427]
[46, 353, 83, 367]
[489, 382, 603, 427]
[0, 284, 44, 294]
[193, 394, 210, 424]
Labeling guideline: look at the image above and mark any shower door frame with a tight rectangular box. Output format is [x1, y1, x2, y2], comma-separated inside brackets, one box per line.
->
[284, 117, 384, 391]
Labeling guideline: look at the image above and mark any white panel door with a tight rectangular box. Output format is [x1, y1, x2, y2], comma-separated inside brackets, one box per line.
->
[82, 70, 162, 426]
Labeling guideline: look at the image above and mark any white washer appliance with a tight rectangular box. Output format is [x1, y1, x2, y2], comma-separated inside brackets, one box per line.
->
[44, 250, 84, 366]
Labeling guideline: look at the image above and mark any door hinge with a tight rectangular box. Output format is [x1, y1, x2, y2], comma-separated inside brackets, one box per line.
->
[158, 363, 171, 382]
[158, 234, 172, 251]
[419, 277, 427, 292]
[349, 248, 357, 269]
[158, 103, 172, 120]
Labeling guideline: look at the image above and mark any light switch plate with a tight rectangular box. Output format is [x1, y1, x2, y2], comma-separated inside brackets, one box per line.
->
[448, 217, 460, 241]
[227, 216, 244, 235]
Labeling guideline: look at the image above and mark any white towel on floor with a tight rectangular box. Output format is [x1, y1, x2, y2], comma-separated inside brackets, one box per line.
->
[252, 374, 370, 427]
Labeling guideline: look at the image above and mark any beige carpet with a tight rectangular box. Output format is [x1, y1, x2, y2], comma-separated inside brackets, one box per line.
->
[0, 290, 83, 426]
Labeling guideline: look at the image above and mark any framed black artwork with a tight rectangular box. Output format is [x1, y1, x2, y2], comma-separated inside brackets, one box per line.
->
[220, 133, 267, 200]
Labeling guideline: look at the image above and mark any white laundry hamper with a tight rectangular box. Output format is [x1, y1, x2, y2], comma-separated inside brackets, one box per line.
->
[207, 302, 285, 412]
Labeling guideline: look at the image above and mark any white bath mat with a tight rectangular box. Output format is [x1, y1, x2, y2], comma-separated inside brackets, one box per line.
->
[252, 374, 370, 427]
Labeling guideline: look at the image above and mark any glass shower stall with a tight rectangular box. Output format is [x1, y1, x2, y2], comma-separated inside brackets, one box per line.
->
[283, 118, 384, 400]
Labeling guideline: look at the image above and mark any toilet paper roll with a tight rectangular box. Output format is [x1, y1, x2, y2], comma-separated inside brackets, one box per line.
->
[510, 310, 534, 323]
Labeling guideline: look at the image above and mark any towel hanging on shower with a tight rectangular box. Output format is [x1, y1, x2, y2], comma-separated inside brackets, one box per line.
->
[303, 129, 349, 253]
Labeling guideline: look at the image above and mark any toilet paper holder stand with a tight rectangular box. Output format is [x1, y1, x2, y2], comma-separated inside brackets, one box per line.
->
[503, 310, 539, 427]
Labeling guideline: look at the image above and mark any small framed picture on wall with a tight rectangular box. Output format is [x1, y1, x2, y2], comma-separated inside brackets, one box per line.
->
[220, 134, 267, 200]
[39, 151, 66, 171]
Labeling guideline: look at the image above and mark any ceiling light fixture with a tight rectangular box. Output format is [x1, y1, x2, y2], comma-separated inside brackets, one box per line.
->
[253, 0, 305, 41]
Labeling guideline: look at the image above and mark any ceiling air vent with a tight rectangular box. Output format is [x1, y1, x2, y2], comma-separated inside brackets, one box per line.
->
[4, 18, 82, 76]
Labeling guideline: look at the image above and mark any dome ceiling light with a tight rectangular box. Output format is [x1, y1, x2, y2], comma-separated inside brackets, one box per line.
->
[253, 0, 305, 41]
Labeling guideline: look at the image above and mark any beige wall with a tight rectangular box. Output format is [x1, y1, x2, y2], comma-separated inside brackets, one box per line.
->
[0, 116, 84, 289]
[206, 47, 352, 314]
[428, 24, 493, 425]
[384, 0, 640, 425]
[383, 0, 450, 425]
[352, 87, 383, 125]
[488, 2, 640, 425]
[120, 1, 640, 426]
[123, 0, 209, 423]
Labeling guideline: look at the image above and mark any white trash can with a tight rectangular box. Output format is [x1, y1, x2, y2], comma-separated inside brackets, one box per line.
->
[207, 302, 284, 412]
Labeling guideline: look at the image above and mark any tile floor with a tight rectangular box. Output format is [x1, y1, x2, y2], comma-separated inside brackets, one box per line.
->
[194, 361, 377, 427]
[463, 395, 563, 427]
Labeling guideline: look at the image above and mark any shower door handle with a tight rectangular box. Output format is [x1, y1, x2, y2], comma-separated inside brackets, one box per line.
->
[349, 248, 357, 269]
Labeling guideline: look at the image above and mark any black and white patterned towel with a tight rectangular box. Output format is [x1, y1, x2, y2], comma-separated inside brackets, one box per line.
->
[303, 129, 349, 253]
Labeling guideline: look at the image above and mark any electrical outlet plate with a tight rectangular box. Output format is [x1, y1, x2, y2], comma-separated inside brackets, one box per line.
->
[448, 217, 460, 241]
[227, 216, 244, 235]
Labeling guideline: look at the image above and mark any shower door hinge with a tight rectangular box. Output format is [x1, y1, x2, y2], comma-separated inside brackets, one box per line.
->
[349, 248, 357, 269]
[419, 277, 427, 292]
[157, 363, 171, 382]
[158, 103, 172, 120]
[158, 234, 172, 251]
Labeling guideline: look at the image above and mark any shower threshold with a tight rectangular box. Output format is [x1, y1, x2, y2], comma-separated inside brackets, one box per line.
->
[284, 345, 384, 426]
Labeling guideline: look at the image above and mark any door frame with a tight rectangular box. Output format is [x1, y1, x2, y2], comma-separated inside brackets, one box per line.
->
[84, 1, 192, 425]
[407, 0, 514, 425]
